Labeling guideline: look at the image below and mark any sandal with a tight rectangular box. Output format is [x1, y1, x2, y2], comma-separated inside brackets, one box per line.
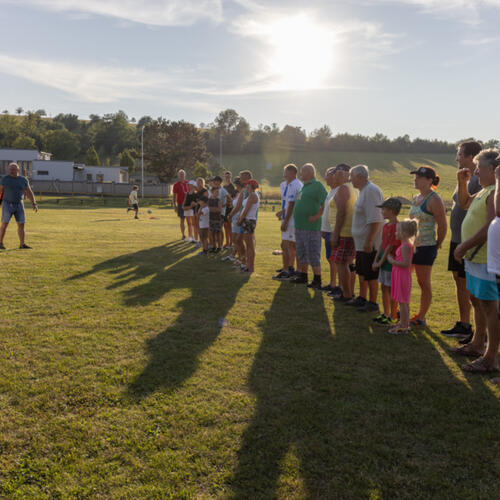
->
[461, 358, 500, 374]
[388, 325, 410, 335]
[449, 345, 484, 358]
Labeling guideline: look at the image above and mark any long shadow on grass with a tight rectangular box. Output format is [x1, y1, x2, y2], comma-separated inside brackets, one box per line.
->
[125, 254, 250, 398]
[230, 284, 500, 498]
[67, 241, 194, 302]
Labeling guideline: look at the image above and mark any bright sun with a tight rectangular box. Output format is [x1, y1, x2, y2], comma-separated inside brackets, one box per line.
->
[266, 14, 336, 91]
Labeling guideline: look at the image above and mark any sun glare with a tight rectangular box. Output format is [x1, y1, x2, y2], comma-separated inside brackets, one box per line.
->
[266, 14, 336, 91]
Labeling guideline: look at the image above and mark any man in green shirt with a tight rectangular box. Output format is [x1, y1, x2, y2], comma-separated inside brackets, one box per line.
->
[291, 163, 328, 288]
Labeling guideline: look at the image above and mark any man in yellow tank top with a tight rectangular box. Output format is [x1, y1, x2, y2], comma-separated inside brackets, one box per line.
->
[328, 164, 358, 302]
[452, 149, 499, 374]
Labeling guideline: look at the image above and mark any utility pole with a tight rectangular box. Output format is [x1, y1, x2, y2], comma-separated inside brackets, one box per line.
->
[141, 125, 145, 200]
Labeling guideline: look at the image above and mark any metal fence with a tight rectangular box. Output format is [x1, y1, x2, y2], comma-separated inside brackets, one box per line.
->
[31, 180, 171, 197]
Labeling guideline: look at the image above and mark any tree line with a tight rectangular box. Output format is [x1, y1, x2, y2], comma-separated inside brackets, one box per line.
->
[1, 108, 497, 182]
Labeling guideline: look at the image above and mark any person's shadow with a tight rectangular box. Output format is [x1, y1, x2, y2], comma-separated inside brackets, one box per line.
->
[68, 241, 250, 397]
[230, 283, 500, 498]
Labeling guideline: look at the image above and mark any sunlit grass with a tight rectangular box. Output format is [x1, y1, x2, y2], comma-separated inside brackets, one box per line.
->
[0, 205, 498, 498]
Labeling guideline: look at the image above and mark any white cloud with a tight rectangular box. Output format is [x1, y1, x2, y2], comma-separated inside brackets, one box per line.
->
[461, 36, 500, 45]
[0, 0, 223, 26]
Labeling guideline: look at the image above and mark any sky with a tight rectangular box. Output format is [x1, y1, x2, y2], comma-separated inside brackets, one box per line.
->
[0, 0, 499, 141]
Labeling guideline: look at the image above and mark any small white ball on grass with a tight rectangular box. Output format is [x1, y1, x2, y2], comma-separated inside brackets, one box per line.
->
[147, 209, 152, 214]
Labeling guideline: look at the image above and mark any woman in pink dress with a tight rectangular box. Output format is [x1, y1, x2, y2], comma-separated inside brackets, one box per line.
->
[387, 220, 418, 334]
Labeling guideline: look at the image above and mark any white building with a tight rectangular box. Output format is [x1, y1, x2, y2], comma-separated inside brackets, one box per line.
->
[32, 161, 128, 183]
[0, 148, 51, 177]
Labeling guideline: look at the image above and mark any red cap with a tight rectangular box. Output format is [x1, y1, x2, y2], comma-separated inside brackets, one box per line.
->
[246, 179, 259, 189]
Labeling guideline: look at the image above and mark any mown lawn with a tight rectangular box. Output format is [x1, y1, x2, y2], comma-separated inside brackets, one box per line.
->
[0, 203, 498, 499]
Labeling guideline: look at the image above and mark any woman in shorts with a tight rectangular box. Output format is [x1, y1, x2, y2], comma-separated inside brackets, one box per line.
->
[408, 166, 447, 326]
[183, 181, 198, 242]
[237, 179, 260, 273]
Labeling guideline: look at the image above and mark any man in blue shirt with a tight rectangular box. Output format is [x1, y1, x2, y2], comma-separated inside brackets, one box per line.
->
[0, 162, 38, 249]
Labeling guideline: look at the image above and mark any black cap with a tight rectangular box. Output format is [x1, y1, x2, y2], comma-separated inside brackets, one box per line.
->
[410, 166, 437, 179]
[376, 197, 402, 211]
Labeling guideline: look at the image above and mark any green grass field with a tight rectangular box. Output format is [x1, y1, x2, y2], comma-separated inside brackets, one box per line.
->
[223, 152, 459, 201]
[0, 202, 499, 499]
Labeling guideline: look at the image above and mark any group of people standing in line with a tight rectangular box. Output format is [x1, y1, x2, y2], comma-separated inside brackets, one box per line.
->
[271, 141, 499, 375]
[172, 169, 260, 273]
[171, 140, 499, 375]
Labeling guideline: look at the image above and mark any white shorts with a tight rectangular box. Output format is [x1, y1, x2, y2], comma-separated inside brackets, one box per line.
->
[184, 209, 194, 217]
[281, 221, 296, 242]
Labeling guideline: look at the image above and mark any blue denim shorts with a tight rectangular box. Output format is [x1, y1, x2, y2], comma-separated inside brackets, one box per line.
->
[1, 201, 26, 224]
[323, 232, 332, 260]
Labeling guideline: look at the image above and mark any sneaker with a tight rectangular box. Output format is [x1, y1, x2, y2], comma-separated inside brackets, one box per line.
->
[357, 301, 379, 313]
[0, 243, 5, 250]
[182, 236, 186, 240]
[19, 244, 32, 249]
[388, 325, 410, 335]
[409, 315, 426, 327]
[320, 284, 334, 293]
[290, 276, 308, 284]
[221, 255, 232, 262]
[327, 286, 343, 298]
[459, 332, 474, 345]
[441, 322, 473, 338]
[272, 271, 291, 281]
[198, 250, 208, 256]
[275, 268, 284, 273]
[372, 314, 386, 322]
[377, 315, 395, 325]
[345, 296, 366, 307]
[307, 281, 322, 290]
[333, 294, 353, 303]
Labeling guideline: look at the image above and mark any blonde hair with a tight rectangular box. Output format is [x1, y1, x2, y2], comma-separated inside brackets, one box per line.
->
[398, 219, 418, 239]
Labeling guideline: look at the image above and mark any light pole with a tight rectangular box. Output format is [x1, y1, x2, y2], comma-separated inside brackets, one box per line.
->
[141, 125, 145, 200]
[219, 134, 222, 169]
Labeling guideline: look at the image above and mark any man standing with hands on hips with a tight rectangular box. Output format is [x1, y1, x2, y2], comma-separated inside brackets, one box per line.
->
[0, 162, 38, 250]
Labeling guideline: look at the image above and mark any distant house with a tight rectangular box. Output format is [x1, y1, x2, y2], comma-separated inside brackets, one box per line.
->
[0, 148, 51, 177]
[32, 161, 128, 183]
[129, 173, 161, 185]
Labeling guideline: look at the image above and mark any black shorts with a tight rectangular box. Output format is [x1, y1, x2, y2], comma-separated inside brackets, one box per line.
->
[176, 204, 185, 218]
[448, 241, 465, 278]
[356, 250, 379, 281]
[413, 245, 438, 266]
[132, 203, 138, 210]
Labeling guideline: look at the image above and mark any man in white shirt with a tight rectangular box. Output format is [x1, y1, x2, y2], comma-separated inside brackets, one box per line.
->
[273, 164, 303, 280]
[127, 185, 139, 219]
[349, 165, 384, 312]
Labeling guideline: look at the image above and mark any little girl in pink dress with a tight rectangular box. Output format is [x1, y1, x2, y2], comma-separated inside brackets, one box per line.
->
[387, 220, 418, 334]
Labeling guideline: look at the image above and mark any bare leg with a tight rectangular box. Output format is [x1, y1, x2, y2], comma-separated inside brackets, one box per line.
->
[329, 261, 337, 287]
[0, 222, 8, 244]
[453, 271, 472, 324]
[368, 279, 378, 303]
[180, 217, 185, 238]
[338, 262, 353, 298]
[399, 302, 410, 329]
[244, 233, 255, 272]
[186, 216, 194, 239]
[17, 223, 25, 246]
[281, 239, 288, 270]
[465, 295, 487, 351]
[481, 300, 500, 368]
[381, 284, 391, 316]
[414, 265, 433, 320]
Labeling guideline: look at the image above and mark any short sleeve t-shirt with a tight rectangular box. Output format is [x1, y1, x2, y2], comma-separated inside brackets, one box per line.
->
[173, 181, 189, 205]
[450, 175, 481, 243]
[129, 190, 138, 204]
[293, 178, 328, 231]
[281, 178, 303, 216]
[199, 206, 210, 229]
[380, 222, 401, 271]
[1, 175, 29, 203]
[351, 182, 384, 251]
[321, 187, 339, 233]
[217, 186, 229, 208]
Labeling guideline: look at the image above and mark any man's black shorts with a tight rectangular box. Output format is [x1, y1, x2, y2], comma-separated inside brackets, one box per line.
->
[448, 241, 465, 278]
[356, 250, 379, 281]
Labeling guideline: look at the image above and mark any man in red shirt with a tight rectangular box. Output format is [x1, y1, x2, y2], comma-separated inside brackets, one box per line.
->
[172, 169, 190, 240]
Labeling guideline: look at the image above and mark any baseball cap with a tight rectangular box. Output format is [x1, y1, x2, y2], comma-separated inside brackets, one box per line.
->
[188, 180, 197, 186]
[246, 179, 259, 189]
[376, 197, 402, 211]
[410, 166, 437, 179]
